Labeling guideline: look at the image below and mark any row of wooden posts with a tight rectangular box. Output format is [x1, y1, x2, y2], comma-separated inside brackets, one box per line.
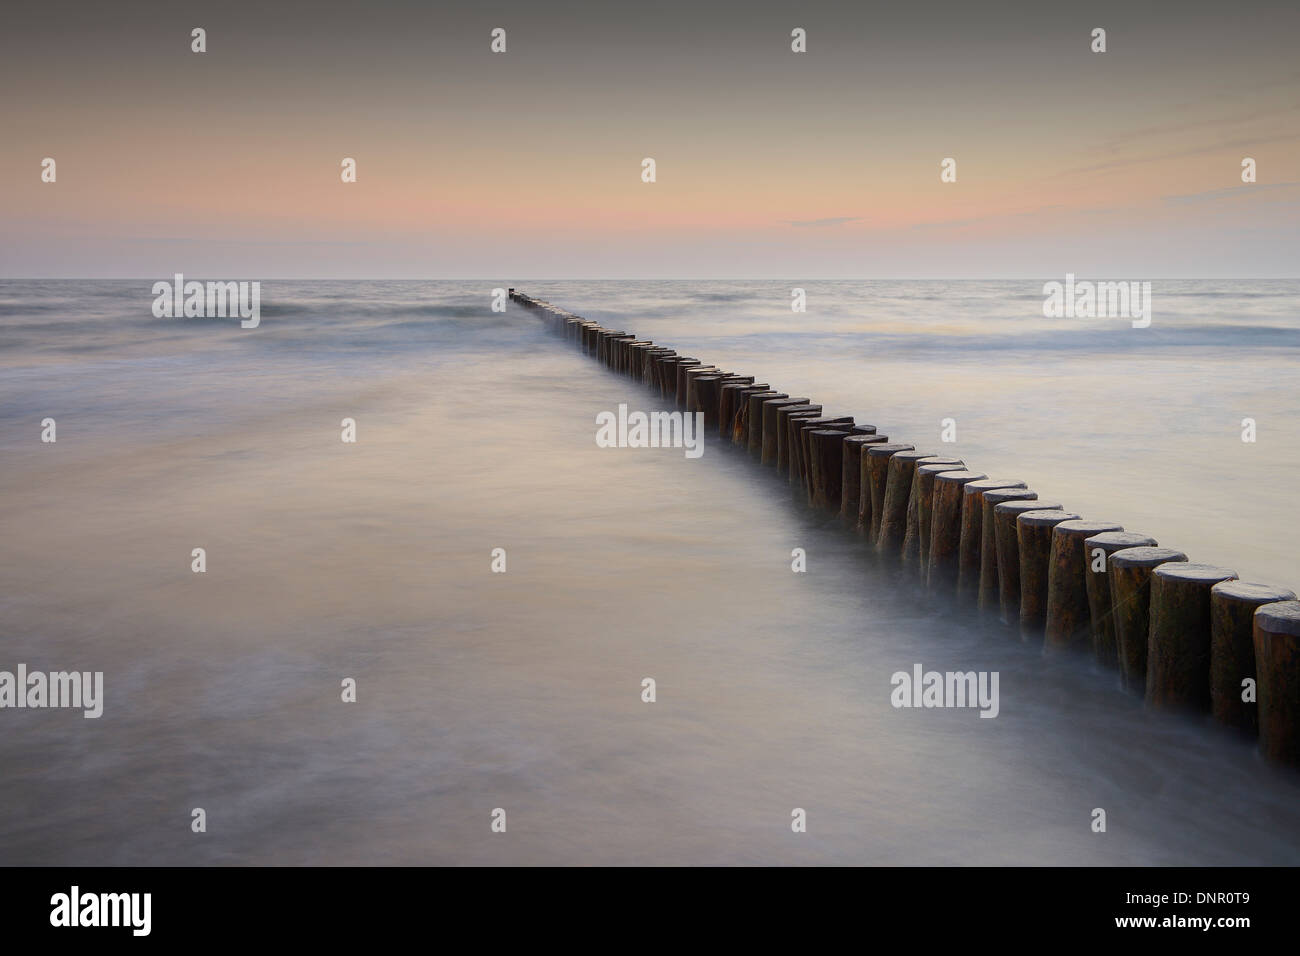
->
[509, 289, 1300, 768]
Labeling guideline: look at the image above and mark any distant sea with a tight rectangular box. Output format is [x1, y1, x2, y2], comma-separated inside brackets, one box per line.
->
[2, 279, 1298, 864]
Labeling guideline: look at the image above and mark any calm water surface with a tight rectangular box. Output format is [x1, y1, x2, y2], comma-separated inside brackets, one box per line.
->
[1, 279, 1298, 864]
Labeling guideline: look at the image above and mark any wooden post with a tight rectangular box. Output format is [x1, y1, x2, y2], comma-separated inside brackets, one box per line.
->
[1043, 519, 1124, 653]
[719, 382, 767, 439]
[731, 386, 778, 443]
[1017, 510, 1083, 637]
[927, 471, 988, 588]
[958, 480, 1026, 598]
[979, 489, 1038, 612]
[903, 459, 964, 568]
[1082, 531, 1158, 668]
[1147, 563, 1239, 712]
[795, 417, 853, 496]
[761, 398, 811, 464]
[842, 434, 889, 525]
[863, 444, 915, 541]
[684, 365, 724, 412]
[666, 357, 699, 402]
[745, 392, 787, 455]
[1210, 581, 1296, 735]
[876, 450, 936, 553]
[1253, 601, 1300, 767]
[777, 404, 821, 468]
[675, 361, 711, 407]
[693, 374, 751, 430]
[993, 499, 1061, 624]
[1108, 547, 1189, 693]
[808, 429, 851, 510]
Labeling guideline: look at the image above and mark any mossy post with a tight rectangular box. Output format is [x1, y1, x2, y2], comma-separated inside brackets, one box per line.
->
[927, 471, 988, 588]
[1108, 547, 1189, 693]
[1210, 582, 1296, 735]
[1043, 519, 1124, 653]
[959, 480, 1026, 599]
[1147, 563, 1239, 712]
[1253, 601, 1300, 767]
[1082, 531, 1158, 668]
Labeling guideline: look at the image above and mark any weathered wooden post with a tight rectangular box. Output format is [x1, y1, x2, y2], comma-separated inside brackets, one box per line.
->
[807, 429, 850, 511]
[796, 417, 853, 495]
[903, 459, 964, 568]
[665, 357, 699, 401]
[1253, 601, 1300, 767]
[745, 392, 787, 455]
[979, 489, 1038, 612]
[1108, 547, 1188, 692]
[643, 347, 675, 386]
[621, 340, 650, 375]
[863, 444, 914, 540]
[762, 398, 810, 464]
[876, 450, 935, 553]
[719, 382, 765, 439]
[1082, 531, 1158, 668]
[1017, 510, 1082, 637]
[958, 480, 1026, 598]
[603, 332, 634, 368]
[1147, 563, 1239, 712]
[627, 341, 655, 379]
[993, 499, 1061, 624]
[1210, 581, 1296, 734]
[694, 374, 751, 429]
[842, 434, 889, 525]
[683, 365, 723, 410]
[734, 386, 779, 444]
[927, 471, 988, 588]
[777, 404, 821, 468]
[675, 362, 713, 407]
[1043, 519, 1124, 652]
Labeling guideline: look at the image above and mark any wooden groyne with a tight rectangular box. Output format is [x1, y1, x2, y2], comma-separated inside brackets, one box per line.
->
[509, 289, 1300, 767]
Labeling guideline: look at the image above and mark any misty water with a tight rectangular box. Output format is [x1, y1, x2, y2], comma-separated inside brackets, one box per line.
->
[2, 279, 1298, 865]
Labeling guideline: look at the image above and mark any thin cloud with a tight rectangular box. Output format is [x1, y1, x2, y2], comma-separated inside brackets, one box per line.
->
[785, 216, 860, 228]
[1163, 182, 1300, 204]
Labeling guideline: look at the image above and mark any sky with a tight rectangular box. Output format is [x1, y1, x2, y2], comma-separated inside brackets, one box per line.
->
[2, 0, 1298, 278]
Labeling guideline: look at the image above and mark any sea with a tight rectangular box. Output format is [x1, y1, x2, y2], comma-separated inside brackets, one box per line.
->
[1, 278, 1298, 865]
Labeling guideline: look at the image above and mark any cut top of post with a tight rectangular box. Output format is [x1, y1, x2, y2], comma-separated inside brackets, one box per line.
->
[1212, 581, 1296, 604]
[1084, 531, 1155, 551]
[1152, 563, 1237, 584]
[1018, 510, 1080, 526]
[935, 470, 987, 484]
[1110, 546, 1188, 569]
[995, 499, 1060, 517]
[1053, 519, 1124, 538]
[1255, 601, 1300, 635]
[964, 478, 1026, 496]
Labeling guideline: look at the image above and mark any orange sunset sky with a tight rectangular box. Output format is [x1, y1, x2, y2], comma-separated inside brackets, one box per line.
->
[2, 0, 1298, 277]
